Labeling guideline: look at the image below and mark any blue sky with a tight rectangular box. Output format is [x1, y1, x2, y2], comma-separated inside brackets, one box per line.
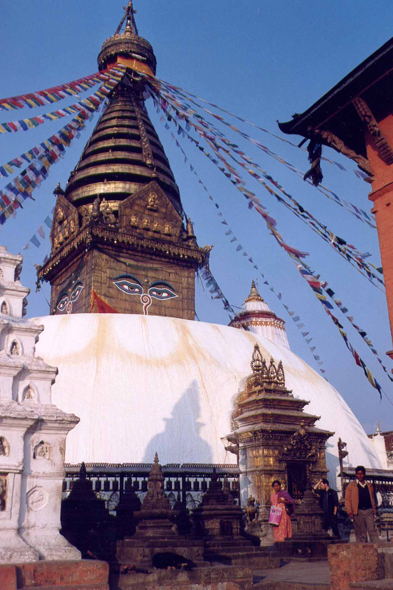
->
[1, 0, 393, 434]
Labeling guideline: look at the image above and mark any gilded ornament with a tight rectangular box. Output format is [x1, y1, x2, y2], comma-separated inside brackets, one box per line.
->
[147, 192, 158, 211]
[130, 214, 139, 227]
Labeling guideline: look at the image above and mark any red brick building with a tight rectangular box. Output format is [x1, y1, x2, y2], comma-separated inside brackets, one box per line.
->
[278, 38, 393, 360]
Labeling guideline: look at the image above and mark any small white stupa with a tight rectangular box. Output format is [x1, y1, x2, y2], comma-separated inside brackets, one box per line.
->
[0, 246, 80, 563]
[229, 280, 289, 349]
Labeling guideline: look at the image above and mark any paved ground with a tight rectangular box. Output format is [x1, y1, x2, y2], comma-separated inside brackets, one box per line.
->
[253, 560, 330, 585]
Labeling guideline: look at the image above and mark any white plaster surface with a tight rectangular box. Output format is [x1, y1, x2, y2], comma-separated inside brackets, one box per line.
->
[32, 313, 382, 485]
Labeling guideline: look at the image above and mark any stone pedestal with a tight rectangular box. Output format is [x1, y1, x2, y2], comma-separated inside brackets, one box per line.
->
[61, 463, 113, 560]
[278, 489, 340, 560]
[117, 454, 205, 568]
[19, 405, 81, 561]
[0, 402, 39, 563]
[192, 471, 280, 568]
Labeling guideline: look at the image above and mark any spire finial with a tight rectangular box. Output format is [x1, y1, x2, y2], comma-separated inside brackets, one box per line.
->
[376, 421, 381, 434]
[115, 0, 139, 36]
[154, 452, 159, 464]
[245, 280, 264, 303]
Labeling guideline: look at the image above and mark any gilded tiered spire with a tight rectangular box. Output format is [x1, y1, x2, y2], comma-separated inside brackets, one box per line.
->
[38, 2, 206, 320]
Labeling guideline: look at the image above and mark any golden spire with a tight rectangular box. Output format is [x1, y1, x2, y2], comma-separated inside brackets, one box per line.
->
[245, 280, 264, 303]
[115, 0, 139, 36]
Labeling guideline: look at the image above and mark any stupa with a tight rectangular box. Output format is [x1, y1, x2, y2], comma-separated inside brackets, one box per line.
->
[30, 3, 383, 496]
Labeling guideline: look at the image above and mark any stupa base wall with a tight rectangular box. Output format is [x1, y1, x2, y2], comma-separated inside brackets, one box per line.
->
[117, 537, 205, 568]
[0, 560, 109, 590]
[109, 565, 253, 590]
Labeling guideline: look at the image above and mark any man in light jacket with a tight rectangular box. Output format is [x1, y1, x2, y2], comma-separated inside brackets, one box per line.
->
[344, 465, 379, 543]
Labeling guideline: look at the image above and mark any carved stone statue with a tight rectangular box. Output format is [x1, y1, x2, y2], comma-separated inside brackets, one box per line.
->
[10, 341, 19, 356]
[57, 207, 65, 225]
[0, 477, 7, 512]
[164, 223, 172, 235]
[130, 214, 139, 227]
[245, 495, 258, 522]
[0, 437, 10, 457]
[147, 192, 158, 211]
[24, 386, 35, 401]
[14, 264, 22, 282]
[34, 441, 50, 460]
[101, 198, 116, 225]
[91, 195, 102, 222]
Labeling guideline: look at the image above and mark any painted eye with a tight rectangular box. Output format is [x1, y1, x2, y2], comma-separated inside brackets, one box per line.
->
[114, 280, 143, 296]
[148, 286, 177, 300]
[57, 295, 69, 312]
[70, 283, 83, 302]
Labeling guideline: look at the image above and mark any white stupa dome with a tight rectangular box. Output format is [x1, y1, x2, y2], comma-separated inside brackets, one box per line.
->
[32, 313, 382, 487]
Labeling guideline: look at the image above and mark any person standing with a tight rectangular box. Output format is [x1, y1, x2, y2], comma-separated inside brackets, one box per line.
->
[270, 480, 295, 542]
[313, 478, 340, 538]
[344, 465, 379, 543]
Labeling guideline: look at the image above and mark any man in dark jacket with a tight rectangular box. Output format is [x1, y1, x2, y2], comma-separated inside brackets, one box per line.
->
[313, 478, 340, 538]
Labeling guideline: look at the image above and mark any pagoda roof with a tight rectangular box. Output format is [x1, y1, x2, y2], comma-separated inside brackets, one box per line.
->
[278, 36, 393, 160]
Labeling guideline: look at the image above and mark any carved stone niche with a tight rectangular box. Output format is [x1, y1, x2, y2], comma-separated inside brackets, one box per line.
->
[279, 421, 317, 462]
[0, 437, 10, 457]
[33, 441, 51, 460]
[22, 385, 37, 403]
[9, 340, 21, 356]
[0, 474, 7, 512]
[1, 301, 9, 315]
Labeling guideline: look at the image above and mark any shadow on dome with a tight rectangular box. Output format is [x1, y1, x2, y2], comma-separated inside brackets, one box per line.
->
[142, 380, 213, 464]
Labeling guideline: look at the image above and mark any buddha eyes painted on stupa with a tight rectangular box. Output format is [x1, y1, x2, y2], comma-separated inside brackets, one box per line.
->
[113, 274, 177, 315]
[56, 281, 84, 314]
[113, 274, 144, 296]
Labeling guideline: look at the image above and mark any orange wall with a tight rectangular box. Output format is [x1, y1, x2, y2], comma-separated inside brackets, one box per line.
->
[368, 114, 393, 356]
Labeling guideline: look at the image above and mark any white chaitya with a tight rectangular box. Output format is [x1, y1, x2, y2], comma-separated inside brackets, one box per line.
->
[229, 281, 290, 349]
[0, 246, 80, 563]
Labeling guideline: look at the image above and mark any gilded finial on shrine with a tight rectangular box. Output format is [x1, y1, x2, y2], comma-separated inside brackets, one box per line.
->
[245, 280, 264, 303]
[250, 344, 264, 373]
[154, 452, 159, 464]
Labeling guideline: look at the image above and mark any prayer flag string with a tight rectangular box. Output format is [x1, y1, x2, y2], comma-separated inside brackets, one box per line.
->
[20, 209, 55, 252]
[157, 109, 327, 375]
[148, 76, 375, 229]
[0, 68, 126, 224]
[199, 264, 235, 317]
[0, 68, 122, 112]
[0, 66, 125, 134]
[0, 71, 124, 180]
[150, 87, 383, 289]
[152, 77, 372, 188]
[151, 92, 386, 397]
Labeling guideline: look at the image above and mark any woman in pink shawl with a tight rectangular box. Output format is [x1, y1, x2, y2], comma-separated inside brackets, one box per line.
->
[270, 480, 295, 542]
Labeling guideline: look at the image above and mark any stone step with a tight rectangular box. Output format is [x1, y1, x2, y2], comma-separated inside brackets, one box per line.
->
[0, 560, 108, 590]
[253, 582, 330, 590]
[15, 586, 109, 590]
[204, 550, 281, 569]
[350, 580, 393, 590]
